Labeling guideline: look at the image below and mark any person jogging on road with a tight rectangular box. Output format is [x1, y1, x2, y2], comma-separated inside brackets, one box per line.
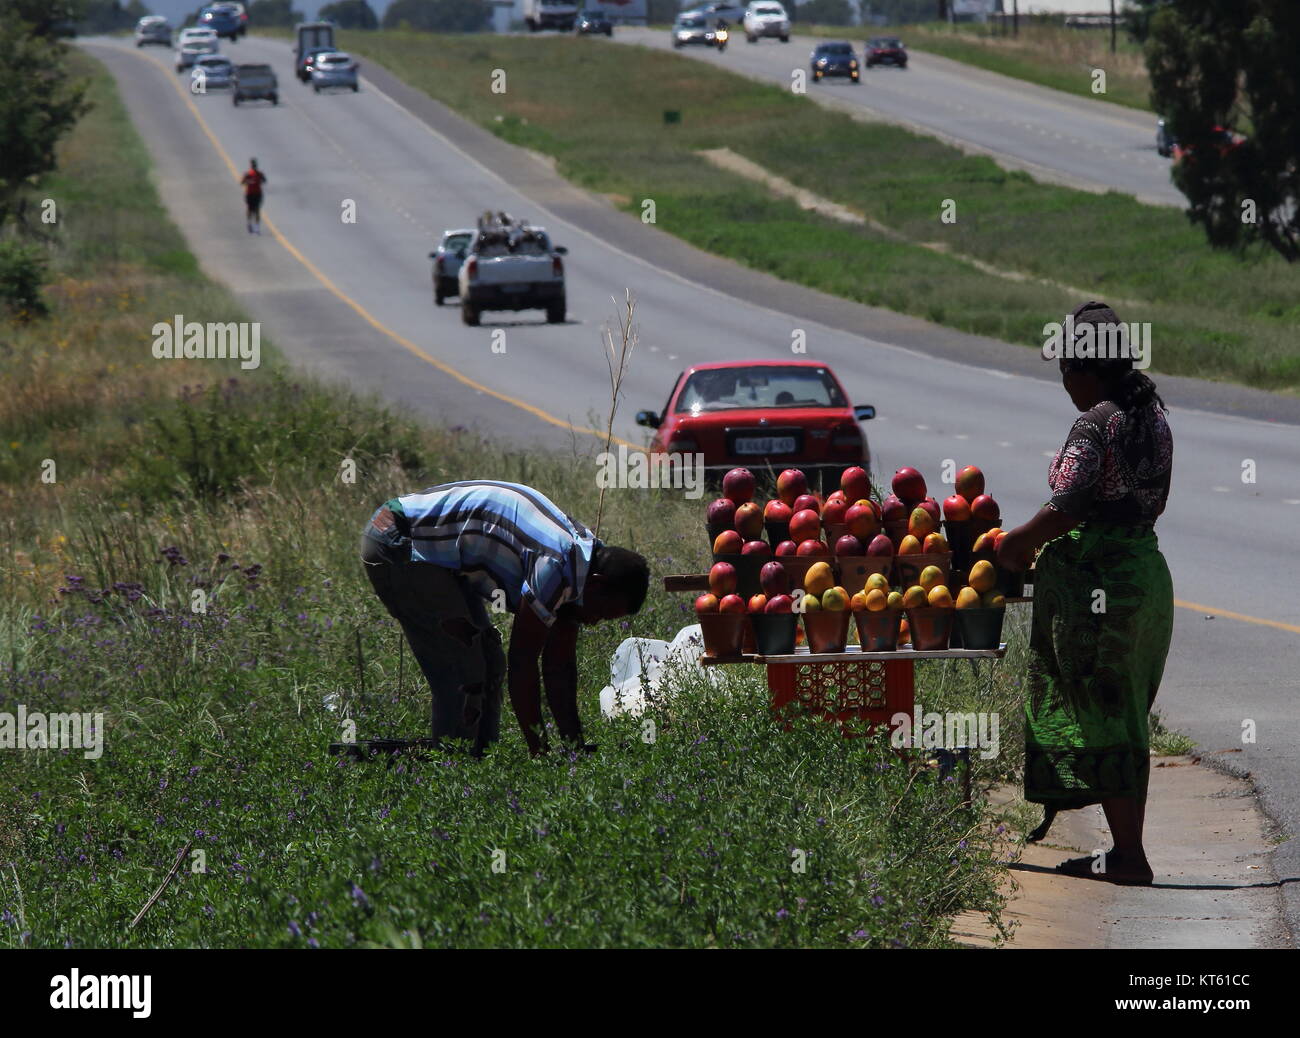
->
[240, 158, 266, 234]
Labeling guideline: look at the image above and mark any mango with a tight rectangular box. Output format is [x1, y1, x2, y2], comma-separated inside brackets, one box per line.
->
[804, 560, 835, 597]
[850, 590, 870, 612]
[898, 534, 923, 555]
[927, 585, 954, 609]
[955, 587, 981, 610]
[968, 560, 996, 593]
[822, 587, 849, 612]
[922, 532, 949, 553]
[981, 590, 1006, 609]
[918, 565, 945, 592]
[886, 591, 905, 611]
[801, 593, 821, 613]
[902, 585, 929, 610]
[908, 506, 937, 539]
[865, 588, 888, 612]
[865, 572, 891, 594]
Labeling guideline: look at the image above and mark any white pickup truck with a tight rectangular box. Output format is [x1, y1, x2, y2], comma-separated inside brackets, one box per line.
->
[523, 0, 578, 32]
[457, 216, 568, 326]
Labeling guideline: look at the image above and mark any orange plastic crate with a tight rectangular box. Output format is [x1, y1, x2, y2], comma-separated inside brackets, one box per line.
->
[767, 658, 915, 735]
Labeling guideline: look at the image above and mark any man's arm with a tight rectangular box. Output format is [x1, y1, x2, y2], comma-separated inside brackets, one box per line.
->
[541, 617, 582, 748]
[507, 606, 550, 756]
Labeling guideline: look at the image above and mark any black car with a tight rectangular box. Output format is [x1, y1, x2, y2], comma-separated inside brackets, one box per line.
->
[198, 4, 243, 42]
[865, 36, 907, 68]
[810, 41, 859, 83]
[576, 9, 613, 35]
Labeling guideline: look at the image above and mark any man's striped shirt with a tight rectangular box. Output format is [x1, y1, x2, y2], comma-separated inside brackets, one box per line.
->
[391, 480, 596, 626]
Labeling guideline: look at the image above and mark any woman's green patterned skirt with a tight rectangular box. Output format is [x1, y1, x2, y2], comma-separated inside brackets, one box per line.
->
[1025, 523, 1174, 809]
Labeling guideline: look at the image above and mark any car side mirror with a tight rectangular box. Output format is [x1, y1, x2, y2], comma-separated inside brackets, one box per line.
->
[635, 410, 660, 428]
[555, 246, 568, 255]
[854, 405, 876, 421]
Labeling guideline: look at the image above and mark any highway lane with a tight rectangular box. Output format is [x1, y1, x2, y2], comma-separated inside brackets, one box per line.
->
[614, 28, 1182, 207]
[88, 35, 1299, 934]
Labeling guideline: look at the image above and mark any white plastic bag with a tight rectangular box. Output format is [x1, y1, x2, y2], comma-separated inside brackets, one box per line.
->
[599, 624, 721, 717]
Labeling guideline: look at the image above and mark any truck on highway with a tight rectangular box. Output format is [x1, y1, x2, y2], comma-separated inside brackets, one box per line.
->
[457, 212, 568, 326]
[294, 21, 335, 81]
[524, 0, 578, 32]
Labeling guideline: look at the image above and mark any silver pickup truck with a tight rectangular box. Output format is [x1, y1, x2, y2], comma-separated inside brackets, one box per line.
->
[456, 216, 567, 326]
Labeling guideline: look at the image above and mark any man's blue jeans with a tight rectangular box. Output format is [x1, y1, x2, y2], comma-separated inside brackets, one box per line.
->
[360, 507, 504, 755]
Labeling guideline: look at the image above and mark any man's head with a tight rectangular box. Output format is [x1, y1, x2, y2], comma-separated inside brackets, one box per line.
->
[250, 158, 258, 170]
[575, 545, 649, 625]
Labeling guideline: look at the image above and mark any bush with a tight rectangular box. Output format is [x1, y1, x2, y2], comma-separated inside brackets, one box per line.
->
[0, 239, 49, 317]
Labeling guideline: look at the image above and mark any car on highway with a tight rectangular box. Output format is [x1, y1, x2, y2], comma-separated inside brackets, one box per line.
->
[575, 9, 613, 36]
[1155, 117, 1175, 158]
[672, 12, 728, 50]
[199, 3, 245, 42]
[636, 360, 875, 488]
[295, 21, 336, 80]
[177, 26, 219, 47]
[311, 51, 360, 93]
[811, 41, 859, 83]
[176, 39, 218, 73]
[457, 214, 568, 326]
[742, 1, 789, 44]
[1171, 125, 1245, 166]
[865, 35, 907, 68]
[298, 46, 339, 83]
[191, 54, 235, 91]
[524, 0, 579, 32]
[233, 64, 278, 106]
[429, 229, 475, 305]
[135, 15, 172, 47]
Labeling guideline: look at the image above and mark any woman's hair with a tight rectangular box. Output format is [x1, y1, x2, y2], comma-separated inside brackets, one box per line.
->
[1061, 300, 1165, 411]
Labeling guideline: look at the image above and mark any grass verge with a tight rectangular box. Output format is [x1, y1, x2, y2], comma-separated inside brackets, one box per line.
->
[324, 32, 1298, 393]
[0, 50, 1020, 948]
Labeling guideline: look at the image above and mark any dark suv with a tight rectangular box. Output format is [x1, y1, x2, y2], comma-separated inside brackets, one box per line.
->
[811, 41, 859, 83]
[233, 64, 278, 106]
[199, 4, 244, 42]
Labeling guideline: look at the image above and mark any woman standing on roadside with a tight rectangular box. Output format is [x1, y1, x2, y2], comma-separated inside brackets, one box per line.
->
[997, 301, 1174, 886]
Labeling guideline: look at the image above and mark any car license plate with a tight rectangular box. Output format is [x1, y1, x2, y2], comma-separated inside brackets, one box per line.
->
[735, 436, 796, 455]
[500, 283, 529, 293]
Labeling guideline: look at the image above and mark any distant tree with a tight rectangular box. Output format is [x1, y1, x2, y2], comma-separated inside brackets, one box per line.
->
[648, 0, 678, 26]
[320, 0, 379, 28]
[77, 1, 149, 33]
[799, 0, 853, 26]
[1125, 0, 1173, 44]
[381, 0, 490, 33]
[0, 24, 91, 229]
[1145, 0, 1300, 262]
[9, 0, 85, 37]
[248, 0, 304, 27]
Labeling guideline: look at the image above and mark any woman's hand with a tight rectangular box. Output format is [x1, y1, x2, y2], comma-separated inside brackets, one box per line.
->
[997, 529, 1034, 572]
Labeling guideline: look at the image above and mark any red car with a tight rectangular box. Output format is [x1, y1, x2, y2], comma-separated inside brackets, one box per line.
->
[636, 360, 875, 489]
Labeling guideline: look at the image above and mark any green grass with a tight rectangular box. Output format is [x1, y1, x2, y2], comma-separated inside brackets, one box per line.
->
[802, 19, 1153, 113]
[328, 31, 1299, 394]
[0, 49, 1022, 948]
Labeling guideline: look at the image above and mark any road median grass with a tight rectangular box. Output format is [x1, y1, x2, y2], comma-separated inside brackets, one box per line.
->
[0, 50, 1018, 948]
[328, 31, 1297, 394]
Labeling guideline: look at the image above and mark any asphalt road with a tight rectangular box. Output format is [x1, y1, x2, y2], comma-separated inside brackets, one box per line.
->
[615, 28, 1183, 207]
[89, 35, 1298, 939]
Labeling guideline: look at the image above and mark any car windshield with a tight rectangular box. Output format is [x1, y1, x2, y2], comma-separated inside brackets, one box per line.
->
[872, 38, 901, 47]
[819, 44, 851, 54]
[321, 55, 350, 64]
[443, 233, 472, 253]
[755, 6, 783, 15]
[679, 17, 705, 26]
[676, 367, 845, 412]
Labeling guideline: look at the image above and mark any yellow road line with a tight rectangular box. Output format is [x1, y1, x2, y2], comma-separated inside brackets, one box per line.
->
[1175, 600, 1300, 636]
[129, 46, 638, 450]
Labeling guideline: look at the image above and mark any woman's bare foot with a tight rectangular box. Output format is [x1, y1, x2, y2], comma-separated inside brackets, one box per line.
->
[1056, 849, 1154, 886]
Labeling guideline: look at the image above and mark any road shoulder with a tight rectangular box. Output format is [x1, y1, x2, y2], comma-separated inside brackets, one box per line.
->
[955, 757, 1290, 948]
